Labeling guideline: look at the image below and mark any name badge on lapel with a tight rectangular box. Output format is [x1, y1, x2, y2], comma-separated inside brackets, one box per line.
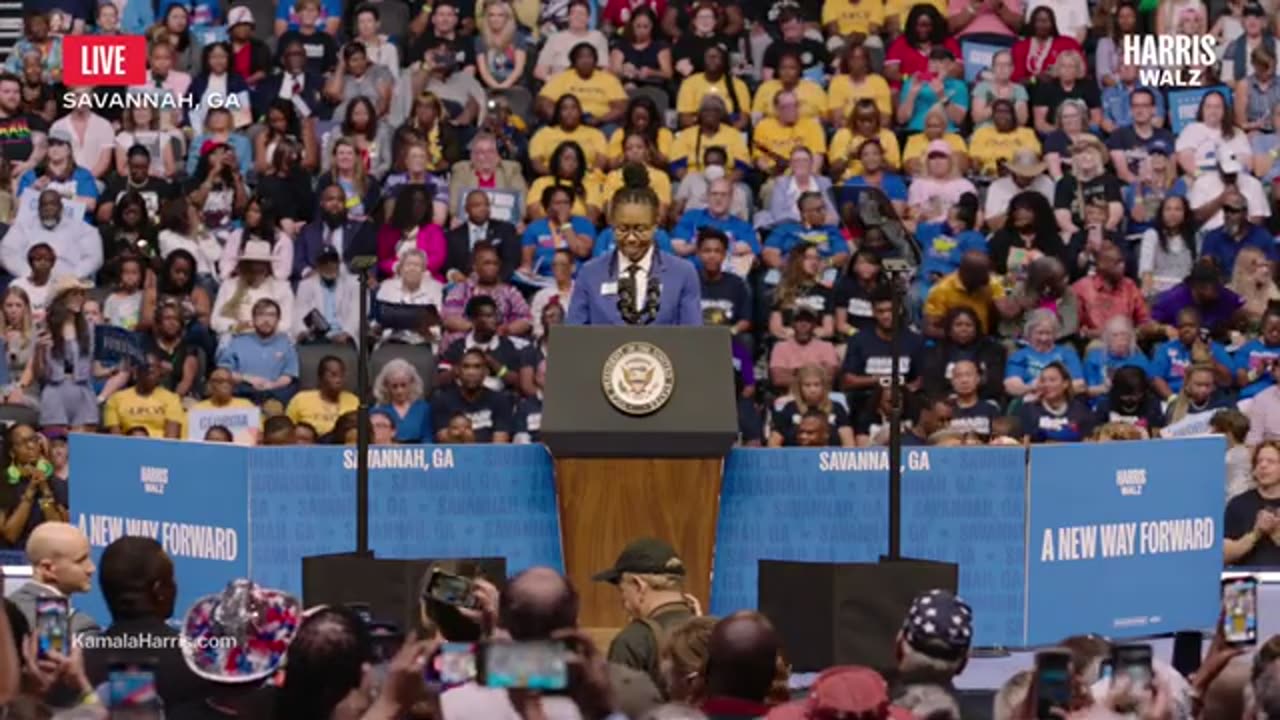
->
[601, 281, 618, 295]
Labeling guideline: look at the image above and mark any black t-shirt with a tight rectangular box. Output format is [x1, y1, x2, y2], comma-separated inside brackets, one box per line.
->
[256, 171, 318, 223]
[762, 38, 829, 75]
[842, 329, 924, 383]
[1093, 396, 1165, 433]
[700, 273, 751, 327]
[141, 335, 197, 393]
[738, 396, 763, 444]
[278, 29, 340, 76]
[770, 399, 849, 446]
[1105, 125, 1176, 177]
[1054, 174, 1123, 228]
[407, 33, 477, 72]
[777, 283, 833, 327]
[0, 112, 48, 165]
[0, 474, 69, 550]
[832, 275, 878, 335]
[1031, 79, 1101, 113]
[1225, 490, 1280, 566]
[920, 341, 1007, 400]
[103, 176, 178, 225]
[950, 399, 1003, 437]
[430, 384, 514, 442]
[513, 396, 543, 443]
[672, 33, 731, 76]
[1018, 399, 1096, 443]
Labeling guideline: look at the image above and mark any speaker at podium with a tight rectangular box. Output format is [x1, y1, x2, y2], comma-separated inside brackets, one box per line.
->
[543, 326, 737, 629]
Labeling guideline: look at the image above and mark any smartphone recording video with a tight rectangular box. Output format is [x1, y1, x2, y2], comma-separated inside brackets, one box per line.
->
[1035, 649, 1072, 720]
[35, 596, 69, 659]
[480, 640, 569, 691]
[1111, 644, 1153, 692]
[426, 569, 478, 609]
[426, 642, 478, 686]
[1223, 576, 1259, 647]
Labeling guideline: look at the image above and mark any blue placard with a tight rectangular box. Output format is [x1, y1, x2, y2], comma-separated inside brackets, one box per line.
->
[70, 435, 249, 626]
[710, 449, 889, 616]
[962, 42, 1007, 84]
[901, 446, 1026, 647]
[1025, 438, 1224, 645]
[367, 445, 563, 573]
[94, 325, 145, 365]
[1168, 85, 1232, 135]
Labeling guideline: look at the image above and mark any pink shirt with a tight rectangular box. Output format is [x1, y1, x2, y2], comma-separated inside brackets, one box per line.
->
[376, 224, 447, 281]
[769, 338, 840, 379]
[1248, 386, 1280, 445]
[906, 177, 979, 222]
[948, 0, 1023, 38]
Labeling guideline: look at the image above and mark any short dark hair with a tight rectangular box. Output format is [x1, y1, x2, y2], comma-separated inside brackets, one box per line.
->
[1210, 408, 1250, 443]
[796, 191, 825, 211]
[264, 415, 295, 438]
[465, 294, 498, 319]
[126, 144, 152, 161]
[277, 607, 372, 720]
[318, 355, 346, 376]
[99, 536, 171, 622]
[696, 227, 729, 249]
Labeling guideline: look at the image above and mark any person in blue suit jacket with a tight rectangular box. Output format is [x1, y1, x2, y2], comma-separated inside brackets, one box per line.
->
[567, 166, 702, 326]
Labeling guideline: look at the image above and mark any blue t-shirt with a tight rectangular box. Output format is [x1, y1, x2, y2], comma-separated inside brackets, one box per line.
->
[1200, 225, 1277, 280]
[1149, 339, 1232, 394]
[671, 209, 758, 253]
[764, 223, 848, 259]
[372, 399, 433, 443]
[899, 77, 970, 132]
[593, 228, 674, 257]
[1101, 84, 1166, 129]
[1004, 344, 1085, 385]
[1083, 347, 1151, 389]
[215, 333, 300, 381]
[520, 216, 597, 277]
[1123, 177, 1187, 237]
[1235, 339, 1280, 399]
[844, 174, 909, 203]
[915, 222, 987, 288]
[17, 167, 100, 220]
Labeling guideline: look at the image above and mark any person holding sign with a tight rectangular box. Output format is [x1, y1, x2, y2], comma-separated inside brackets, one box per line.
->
[190, 367, 259, 443]
[102, 354, 185, 438]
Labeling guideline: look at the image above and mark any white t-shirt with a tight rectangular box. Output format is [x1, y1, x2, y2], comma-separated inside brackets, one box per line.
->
[1175, 122, 1253, 172]
[51, 113, 115, 174]
[1188, 170, 1271, 230]
[984, 175, 1056, 221]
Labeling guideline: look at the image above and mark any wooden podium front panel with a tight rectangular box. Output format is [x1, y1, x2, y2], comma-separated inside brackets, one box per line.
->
[556, 457, 722, 629]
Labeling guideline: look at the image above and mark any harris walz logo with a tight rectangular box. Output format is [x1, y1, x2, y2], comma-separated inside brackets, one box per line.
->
[1122, 34, 1217, 88]
[602, 342, 676, 416]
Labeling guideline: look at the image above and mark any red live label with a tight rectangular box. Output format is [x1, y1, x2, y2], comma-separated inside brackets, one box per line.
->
[62, 36, 147, 86]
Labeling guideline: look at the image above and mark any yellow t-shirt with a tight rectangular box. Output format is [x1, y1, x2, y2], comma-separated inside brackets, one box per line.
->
[751, 117, 828, 171]
[829, 128, 903, 179]
[902, 132, 969, 169]
[670, 124, 751, 173]
[826, 73, 894, 123]
[884, 0, 947, 21]
[104, 387, 186, 437]
[286, 390, 359, 436]
[923, 274, 1006, 334]
[606, 127, 675, 164]
[528, 175, 605, 216]
[676, 73, 753, 117]
[822, 0, 886, 35]
[968, 126, 1042, 176]
[602, 165, 673, 206]
[529, 125, 609, 171]
[751, 80, 828, 121]
[538, 69, 628, 120]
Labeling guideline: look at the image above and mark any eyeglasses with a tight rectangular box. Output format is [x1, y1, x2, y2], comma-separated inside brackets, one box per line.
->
[1224, 205, 1247, 213]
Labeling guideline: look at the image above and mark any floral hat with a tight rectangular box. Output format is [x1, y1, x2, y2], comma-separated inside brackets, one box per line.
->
[181, 579, 302, 683]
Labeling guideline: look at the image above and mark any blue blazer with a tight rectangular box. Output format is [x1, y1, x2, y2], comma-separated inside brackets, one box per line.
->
[567, 250, 703, 326]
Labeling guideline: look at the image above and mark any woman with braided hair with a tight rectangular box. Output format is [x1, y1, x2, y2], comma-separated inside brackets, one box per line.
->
[566, 165, 702, 326]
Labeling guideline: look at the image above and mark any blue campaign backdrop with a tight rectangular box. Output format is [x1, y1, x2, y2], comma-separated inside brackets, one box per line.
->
[70, 435, 249, 626]
[901, 447, 1026, 647]
[1026, 438, 1224, 645]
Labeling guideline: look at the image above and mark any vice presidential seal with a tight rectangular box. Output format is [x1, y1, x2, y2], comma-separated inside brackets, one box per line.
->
[602, 342, 675, 415]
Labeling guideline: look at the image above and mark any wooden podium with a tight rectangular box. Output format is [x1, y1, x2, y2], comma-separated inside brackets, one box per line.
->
[543, 326, 737, 629]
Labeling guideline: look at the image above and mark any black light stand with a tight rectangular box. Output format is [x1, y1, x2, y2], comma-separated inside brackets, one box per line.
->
[352, 256, 377, 554]
[883, 258, 911, 560]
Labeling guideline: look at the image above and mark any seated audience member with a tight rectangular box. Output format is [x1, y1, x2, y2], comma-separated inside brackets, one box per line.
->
[0, 424, 68, 548]
[770, 245, 835, 342]
[856, 385, 914, 447]
[445, 191, 522, 282]
[987, 191, 1068, 284]
[1189, 151, 1268, 233]
[376, 184, 447, 282]
[843, 141, 910, 218]
[1083, 316, 1152, 399]
[17, 129, 99, 215]
[191, 367, 258, 426]
[1150, 306, 1235, 400]
[1151, 260, 1246, 339]
[1249, 358, 1280, 443]
[83, 536, 213, 708]
[431, 348, 513, 443]
[1053, 136, 1124, 238]
[969, 99, 1038, 176]
[1138, 196, 1198, 297]
[923, 252, 1010, 341]
[946, 360, 1002, 438]
[442, 246, 532, 345]
[827, 44, 891, 127]
[673, 147, 752, 220]
[536, 43, 627, 128]
[1200, 189, 1275, 279]
[261, 415, 297, 446]
[760, 147, 835, 229]
[103, 354, 185, 438]
[901, 108, 968, 178]
[1236, 306, 1280, 399]
[293, 246, 361, 345]
[7, 522, 99, 632]
[375, 248, 444, 347]
[833, 251, 885, 338]
[671, 178, 757, 266]
[1093, 366, 1165, 433]
[1214, 410, 1254, 501]
[286, 356, 359, 437]
[529, 93, 608, 178]
[0, 287, 39, 408]
[696, 230, 752, 340]
[1071, 242, 1150, 339]
[886, 588, 984, 716]
[10, 244, 57, 323]
[921, 307, 1007, 401]
[217, 196, 293, 283]
[293, 184, 373, 283]
[906, 142, 977, 227]
[669, 96, 750, 183]
[1004, 310, 1086, 398]
[912, 196, 986, 308]
[1165, 364, 1233, 426]
[983, 151, 1055, 232]
[447, 133, 529, 224]
[751, 96, 827, 184]
[1042, 100, 1093, 181]
[769, 365, 854, 447]
[99, 146, 178, 228]
[1225, 441, 1280, 566]
[900, 395, 954, 446]
[762, 192, 849, 276]
[896, 48, 968, 135]
[2, 191, 102, 284]
[1230, 246, 1280, 333]
[215, 298, 299, 406]
[751, 51, 827, 122]
[830, 100, 902, 183]
[841, 288, 925, 401]
[437, 296, 525, 392]
[769, 308, 839, 392]
[1017, 361, 1096, 443]
[519, 185, 597, 279]
[211, 241, 295, 337]
[372, 359, 432, 444]
[676, 44, 751, 131]
[1064, 200, 1127, 282]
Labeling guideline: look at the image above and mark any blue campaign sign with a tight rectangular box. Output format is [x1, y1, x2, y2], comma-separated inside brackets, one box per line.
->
[70, 435, 249, 626]
[710, 449, 889, 616]
[367, 445, 563, 573]
[962, 42, 1008, 83]
[1168, 86, 1232, 135]
[901, 446, 1026, 647]
[1026, 438, 1224, 645]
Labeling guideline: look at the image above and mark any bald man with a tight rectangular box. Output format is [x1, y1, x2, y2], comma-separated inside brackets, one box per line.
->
[700, 611, 780, 718]
[6, 522, 100, 635]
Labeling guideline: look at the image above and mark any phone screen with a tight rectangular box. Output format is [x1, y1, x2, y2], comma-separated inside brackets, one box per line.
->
[481, 641, 568, 691]
[1112, 644, 1153, 691]
[1223, 576, 1259, 646]
[1035, 651, 1072, 720]
[427, 642, 478, 686]
[35, 597, 69, 659]
[428, 571, 477, 609]
[109, 666, 158, 708]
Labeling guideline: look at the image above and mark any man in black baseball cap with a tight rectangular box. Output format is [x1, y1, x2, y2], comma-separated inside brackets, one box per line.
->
[594, 538, 695, 696]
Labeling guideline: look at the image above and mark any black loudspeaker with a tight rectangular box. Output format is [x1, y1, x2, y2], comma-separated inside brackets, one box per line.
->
[302, 553, 507, 633]
[759, 558, 957, 673]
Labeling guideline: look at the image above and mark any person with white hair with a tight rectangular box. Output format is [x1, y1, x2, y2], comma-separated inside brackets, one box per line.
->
[371, 358, 432, 443]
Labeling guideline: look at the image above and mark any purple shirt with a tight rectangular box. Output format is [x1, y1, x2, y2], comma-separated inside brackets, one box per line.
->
[1150, 283, 1244, 331]
[732, 339, 755, 387]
